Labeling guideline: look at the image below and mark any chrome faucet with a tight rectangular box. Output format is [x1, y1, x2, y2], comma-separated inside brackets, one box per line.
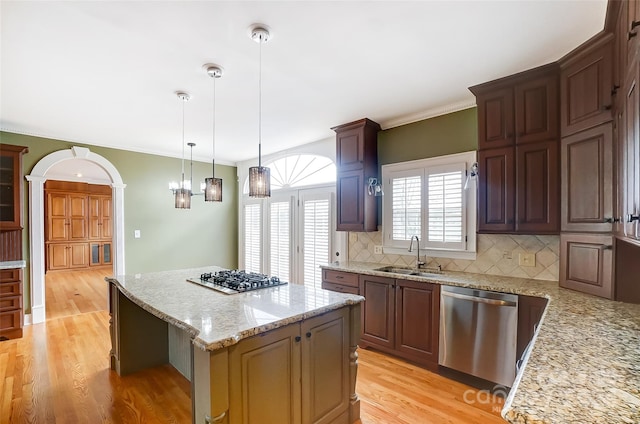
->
[408, 235, 425, 269]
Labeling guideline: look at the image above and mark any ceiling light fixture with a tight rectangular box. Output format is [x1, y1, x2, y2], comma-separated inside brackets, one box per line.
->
[203, 65, 223, 202]
[248, 25, 271, 198]
[174, 91, 192, 209]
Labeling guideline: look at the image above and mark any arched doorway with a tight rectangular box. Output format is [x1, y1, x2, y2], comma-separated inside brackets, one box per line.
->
[26, 146, 126, 324]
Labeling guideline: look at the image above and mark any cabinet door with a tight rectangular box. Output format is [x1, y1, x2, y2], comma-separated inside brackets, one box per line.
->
[476, 87, 515, 149]
[561, 124, 613, 232]
[561, 40, 613, 136]
[88, 196, 101, 239]
[516, 295, 547, 360]
[48, 244, 70, 270]
[560, 233, 613, 299]
[515, 140, 559, 233]
[47, 193, 69, 241]
[301, 308, 349, 424]
[623, 61, 639, 239]
[0, 145, 27, 230]
[336, 170, 365, 232]
[229, 323, 302, 424]
[627, 0, 640, 66]
[358, 275, 395, 349]
[515, 74, 559, 144]
[101, 196, 113, 239]
[69, 243, 88, 268]
[478, 147, 515, 232]
[69, 194, 88, 240]
[394, 280, 439, 368]
[336, 127, 364, 171]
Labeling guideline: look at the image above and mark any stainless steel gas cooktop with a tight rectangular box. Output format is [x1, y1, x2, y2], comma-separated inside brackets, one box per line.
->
[187, 269, 287, 295]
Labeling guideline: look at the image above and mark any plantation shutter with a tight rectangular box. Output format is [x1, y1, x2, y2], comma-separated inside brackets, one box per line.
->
[302, 197, 330, 290]
[426, 164, 465, 250]
[270, 201, 290, 281]
[244, 203, 261, 273]
[391, 174, 422, 242]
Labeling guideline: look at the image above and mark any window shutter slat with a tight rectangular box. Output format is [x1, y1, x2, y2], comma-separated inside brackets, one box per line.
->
[244, 203, 261, 273]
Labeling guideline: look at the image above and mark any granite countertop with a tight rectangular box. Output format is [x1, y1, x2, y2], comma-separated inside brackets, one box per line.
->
[321, 261, 640, 424]
[0, 260, 26, 269]
[106, 266, 363, 352]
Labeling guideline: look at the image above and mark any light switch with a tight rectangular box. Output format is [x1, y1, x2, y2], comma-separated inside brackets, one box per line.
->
[134, 229, 141, 239]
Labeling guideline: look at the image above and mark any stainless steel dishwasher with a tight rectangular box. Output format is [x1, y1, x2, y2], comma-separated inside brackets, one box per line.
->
[439, 285, 518, 387]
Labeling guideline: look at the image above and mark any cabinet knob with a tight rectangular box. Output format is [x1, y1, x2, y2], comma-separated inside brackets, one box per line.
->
[629, 32, 637, 40]
[632, 20, 640, 30]
[306, 332, 312, 338]
[295, 336, 301, 342]
[612, 85, 620, 96]
[626, 214, 640, 223]
[601, 245, 613, 250]
[603, 104, 612, 111]
[603, 217, 620, 223]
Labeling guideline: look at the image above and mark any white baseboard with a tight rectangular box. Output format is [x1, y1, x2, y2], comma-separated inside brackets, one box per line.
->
[24, 313, 32, 326]
[31, 305, 45, 324]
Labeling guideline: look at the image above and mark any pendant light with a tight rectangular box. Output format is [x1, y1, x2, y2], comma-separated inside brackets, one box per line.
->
[204, 65, 223, 202]
[174, 91, 192, 209]
[248, 25, 271, 198]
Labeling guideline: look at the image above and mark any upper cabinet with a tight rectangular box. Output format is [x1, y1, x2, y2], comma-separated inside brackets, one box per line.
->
[0, 144, 28, 230]
[560, 35, 613, 137]
[332, 118, 380, 232]
[470, 64, 560, 234]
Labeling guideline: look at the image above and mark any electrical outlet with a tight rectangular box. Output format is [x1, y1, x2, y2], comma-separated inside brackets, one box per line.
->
[374, 245, 383, 254]
[519, 253, 536, 267]
[134, 229, 141, 239]
[349, 233, 358, 243]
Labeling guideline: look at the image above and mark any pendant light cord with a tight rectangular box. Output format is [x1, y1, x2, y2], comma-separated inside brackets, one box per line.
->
[212, 75, 216, 178]
[258, 33, 262, 168]
[181, 98, 186, 186]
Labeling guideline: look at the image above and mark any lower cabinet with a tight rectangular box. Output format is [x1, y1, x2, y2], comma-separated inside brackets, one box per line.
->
[90, 242, 112, 266]
[228, 307, 351, 424]
[359, 274, 440, 369]
[0, 268, 23, 340]
[559, 233, 614, 299]
[516, 294, 547, 361]
[321, 269, 359, 294]
[47, 242, 89, 270]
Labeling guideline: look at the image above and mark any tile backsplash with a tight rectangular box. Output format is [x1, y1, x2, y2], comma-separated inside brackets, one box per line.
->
[348, 230, 559, 281]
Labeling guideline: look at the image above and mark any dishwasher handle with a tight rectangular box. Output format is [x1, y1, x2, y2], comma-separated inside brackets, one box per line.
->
[442, 290, 517, 307]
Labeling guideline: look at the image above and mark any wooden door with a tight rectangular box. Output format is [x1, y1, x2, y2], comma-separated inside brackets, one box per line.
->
[561, 39, 613, 136]
[561, 123, 613, 232]
[560, 233, 613, 299]
[515, 140, 559, 233]
[47, 193, 69, 241]
[358, 275, 395, 350]
[515, 73, 559, 144]
[478, 147, 515, 232]
[394, 280, 439, 369]
[68, 194, 87, 240]
[336, 170, 365, 232]
[476, 87, 515, 149]
[228, 323, 301, 424]
[301, 308, 349, 424]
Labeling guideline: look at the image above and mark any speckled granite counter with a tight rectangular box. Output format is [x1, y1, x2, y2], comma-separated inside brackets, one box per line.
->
[106, 266, 364, 351]
[321, 261, 640, 424]
[0, 260, 26, 269]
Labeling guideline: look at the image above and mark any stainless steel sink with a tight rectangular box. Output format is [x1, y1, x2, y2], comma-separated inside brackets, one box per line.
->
[374, 266, 443, 277]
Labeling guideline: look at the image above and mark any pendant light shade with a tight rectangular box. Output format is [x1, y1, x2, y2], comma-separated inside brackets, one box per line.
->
[205, 65, 223, 202]
[174, 92, 192, 209]
[248, 25, 271, 198]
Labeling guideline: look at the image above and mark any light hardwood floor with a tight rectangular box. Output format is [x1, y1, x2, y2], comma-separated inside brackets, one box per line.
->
[1, 269, 505, 423]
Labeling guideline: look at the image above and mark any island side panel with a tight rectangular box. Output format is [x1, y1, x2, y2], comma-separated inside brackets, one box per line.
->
[349, 303, 362, 423]
[108, 282, 169, 375]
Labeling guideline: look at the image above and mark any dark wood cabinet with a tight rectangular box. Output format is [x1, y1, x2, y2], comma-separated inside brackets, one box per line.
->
[394, 279, 439, 368]
[516, 140, 560, 233]
[476, 86, 514, 149]
[516, 294, 547, 361]
[0, 268, 23, 340]
[0, 144, 28, 230]
[561, 123, 614, 232]
[359, 274, 395, 350]
[515, 74, 559, 145]
[321, 269, 359, 294]
[332, 118, 380, 232]
[621, 57, 639, 240]
[478, 147, 515, 232]
[560, 35, 613, 137]
[358, 274, 440, 369]
[560, 233, 613, 299]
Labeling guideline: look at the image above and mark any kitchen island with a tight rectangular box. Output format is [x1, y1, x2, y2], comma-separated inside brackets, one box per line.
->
[321, 261, 640, 424]
[106, 266, 364, 424]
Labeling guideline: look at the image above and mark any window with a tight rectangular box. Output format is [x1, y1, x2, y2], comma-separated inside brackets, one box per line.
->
[270, 201, 290, 281]
[244, 203, 262, 273]
[382, 151, 476, 259]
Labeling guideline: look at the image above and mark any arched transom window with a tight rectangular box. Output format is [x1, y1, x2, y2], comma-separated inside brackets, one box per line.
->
[243, 154, 336, 193]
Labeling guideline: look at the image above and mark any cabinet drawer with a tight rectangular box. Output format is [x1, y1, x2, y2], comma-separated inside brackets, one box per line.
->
[322, 281, 359, 295]
[0, 295, 21, 312]
[0, 309, 22, 332]
[322, 270, 359, 288]
[0, 282, 22, 296]
[0, 268, 21, 283]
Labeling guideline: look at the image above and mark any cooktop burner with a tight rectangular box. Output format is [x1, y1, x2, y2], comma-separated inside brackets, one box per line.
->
[187, 269, 287, 294]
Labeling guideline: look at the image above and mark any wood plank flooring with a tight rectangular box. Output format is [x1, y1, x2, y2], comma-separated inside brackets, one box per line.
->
[1, 269, 505, 423]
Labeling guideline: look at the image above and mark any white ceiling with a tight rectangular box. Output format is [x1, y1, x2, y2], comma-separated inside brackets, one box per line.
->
[1, 1, 608, 165]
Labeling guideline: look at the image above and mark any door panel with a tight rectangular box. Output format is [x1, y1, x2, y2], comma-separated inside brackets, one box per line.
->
[359, 275, 395, 349]
[560, 233, 613, 299]
[515, 74, 559, 144]
[476, 87, 515, 149]
[478, 147, 515, 232]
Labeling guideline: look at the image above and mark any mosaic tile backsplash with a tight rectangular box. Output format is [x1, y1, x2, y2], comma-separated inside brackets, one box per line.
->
[348, 230, 559, 281]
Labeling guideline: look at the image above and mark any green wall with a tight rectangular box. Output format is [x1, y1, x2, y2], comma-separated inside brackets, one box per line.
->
[378, 107, 478, 165]
[1, 131, 238, 313]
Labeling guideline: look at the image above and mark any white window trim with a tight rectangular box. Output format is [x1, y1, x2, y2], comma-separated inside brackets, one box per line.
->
[382, 151, 477, 261]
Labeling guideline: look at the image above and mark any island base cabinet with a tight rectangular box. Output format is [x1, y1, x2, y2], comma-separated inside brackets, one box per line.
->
[194, 306, 361, 424]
